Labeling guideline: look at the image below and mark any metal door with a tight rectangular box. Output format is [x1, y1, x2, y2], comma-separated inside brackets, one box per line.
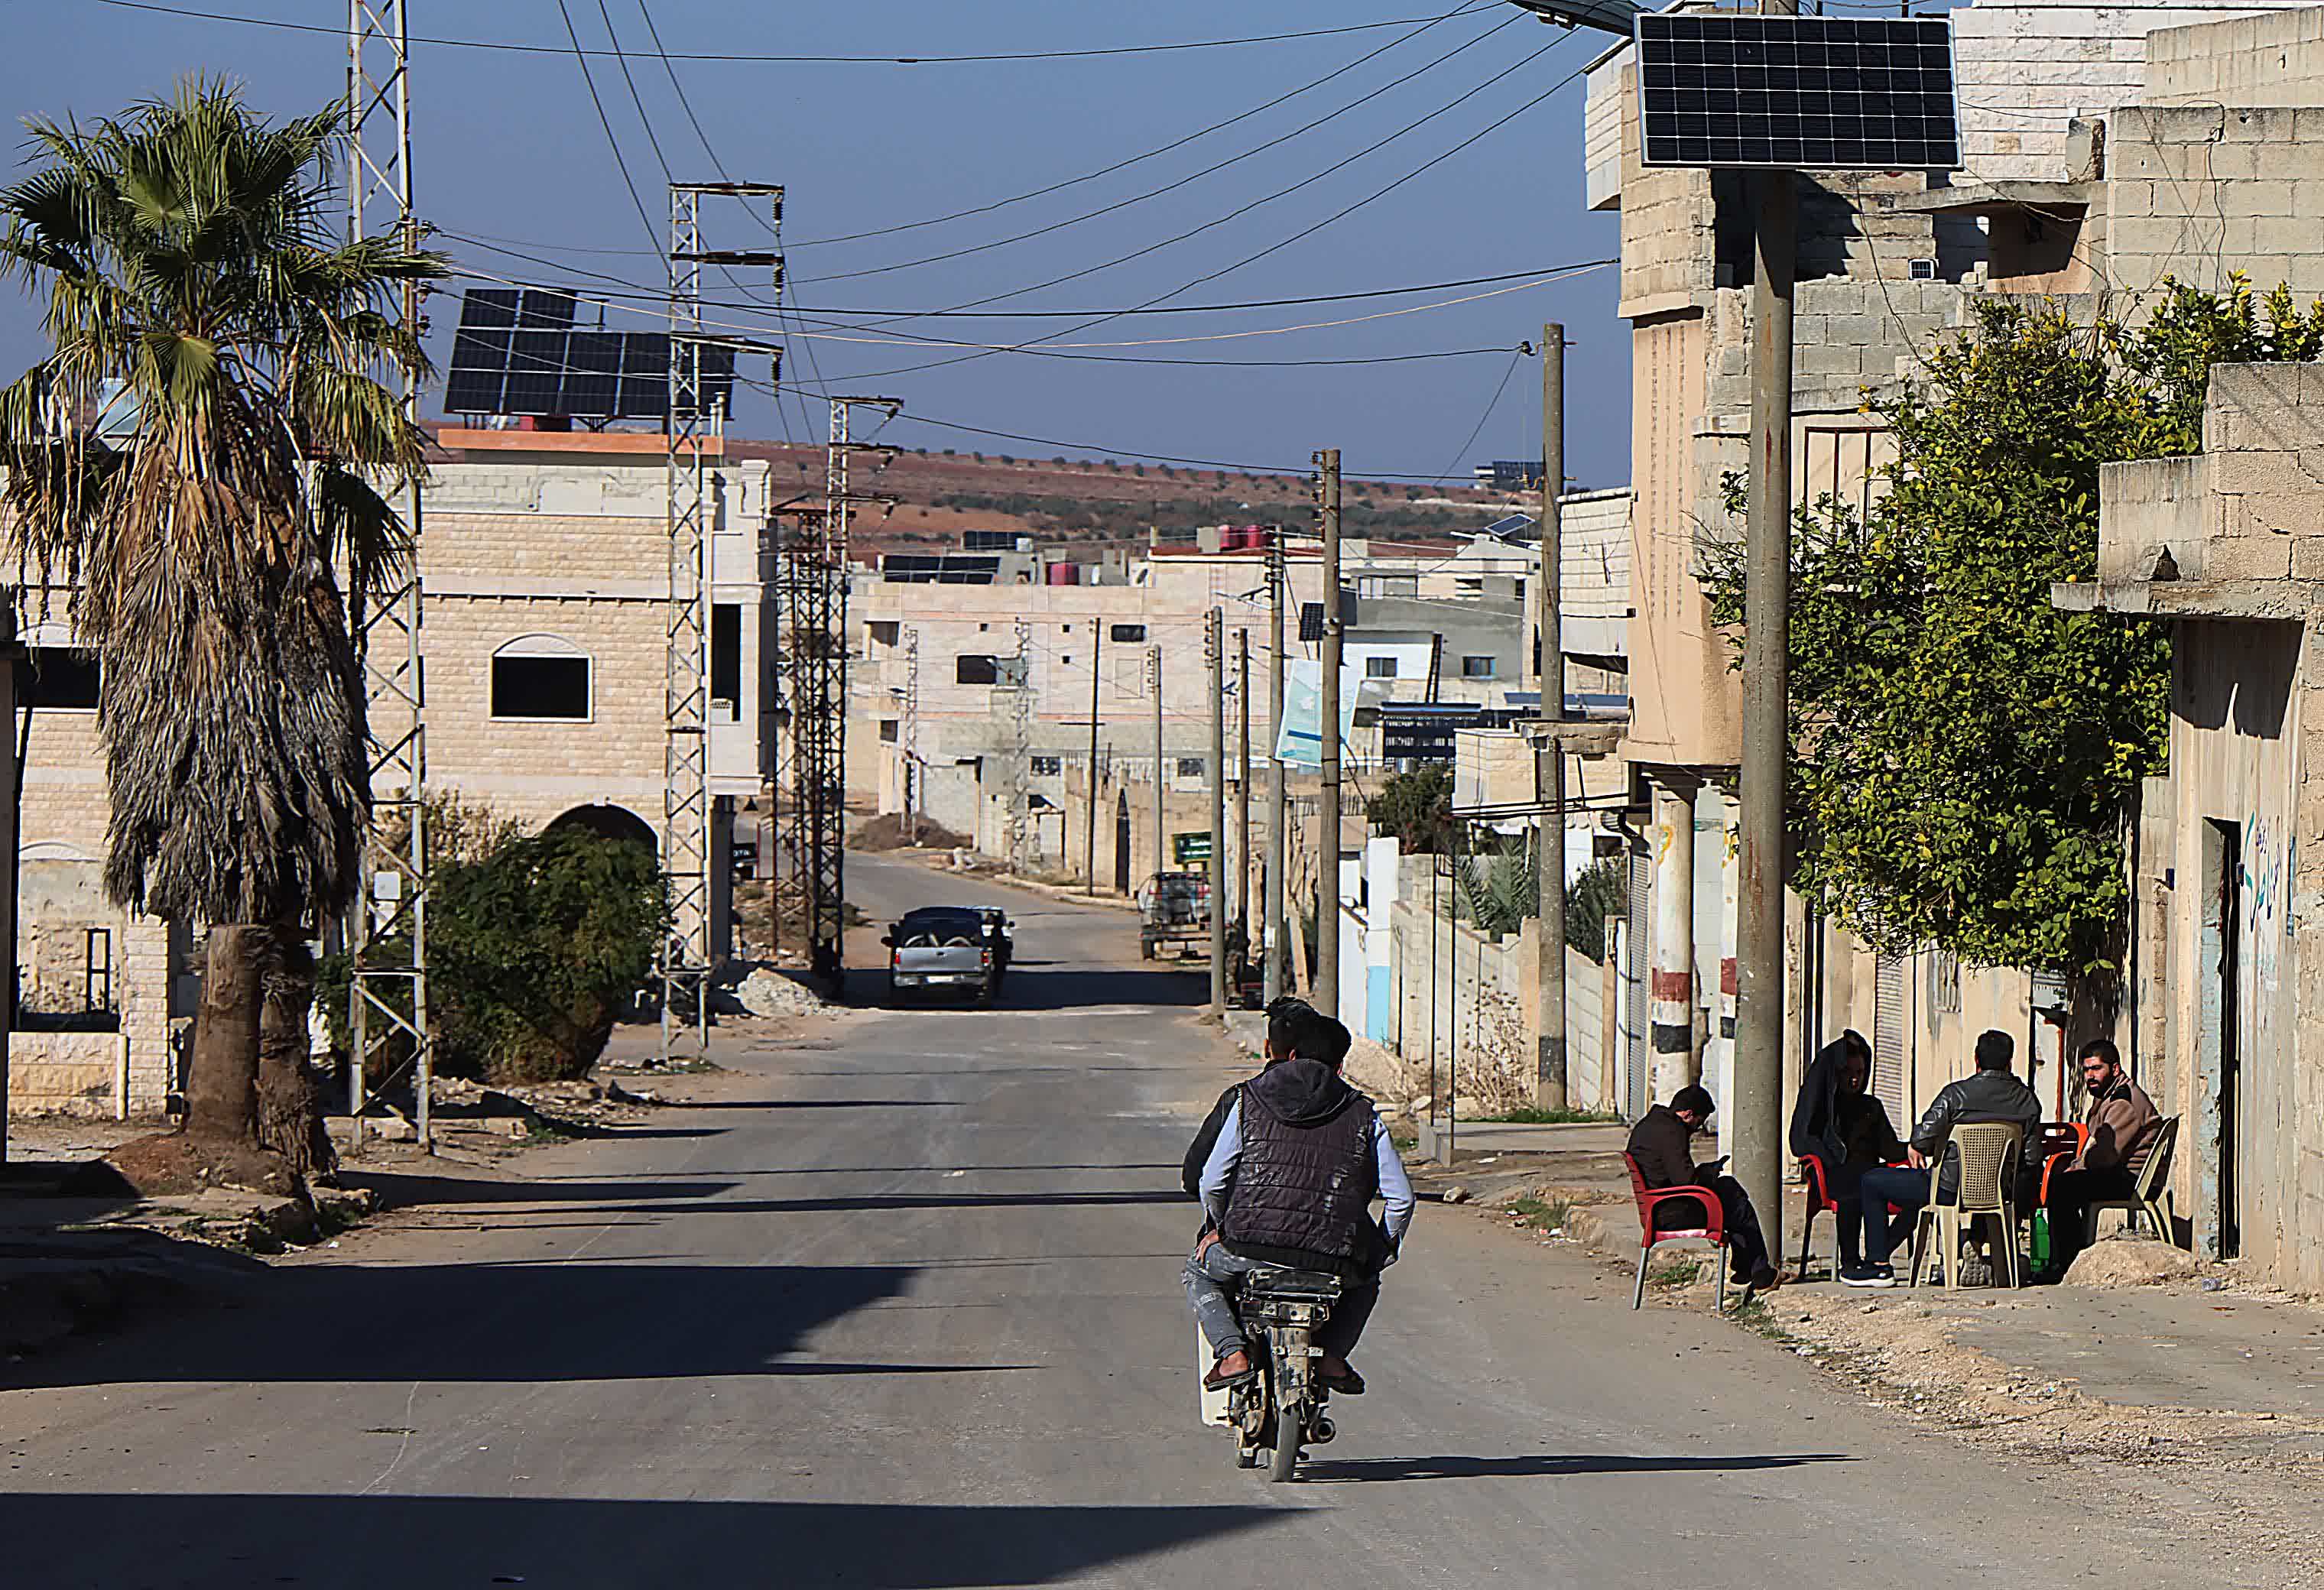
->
[1872, 952, 1907, 1122]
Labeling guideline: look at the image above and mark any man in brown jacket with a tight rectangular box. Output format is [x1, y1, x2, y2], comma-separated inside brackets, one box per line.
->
[1627, 1085, 1780, 1292]
[2041, 1038, 2161, 1277]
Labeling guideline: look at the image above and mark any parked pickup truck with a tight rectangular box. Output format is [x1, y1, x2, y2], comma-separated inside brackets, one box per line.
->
[883, 906, 1007, 1005]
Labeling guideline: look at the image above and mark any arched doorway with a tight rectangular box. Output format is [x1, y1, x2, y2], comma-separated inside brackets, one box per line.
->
[547, 804, 657, 853]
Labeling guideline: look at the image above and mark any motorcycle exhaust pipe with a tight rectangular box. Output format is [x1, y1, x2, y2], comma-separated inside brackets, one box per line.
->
[1310, 1416, 1336, 1445]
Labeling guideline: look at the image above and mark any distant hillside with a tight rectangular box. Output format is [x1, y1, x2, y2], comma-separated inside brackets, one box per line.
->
[719, 439, 1527, 555]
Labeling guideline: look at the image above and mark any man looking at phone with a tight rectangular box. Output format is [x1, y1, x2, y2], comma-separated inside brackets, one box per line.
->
[1625, 1084, 1781, 1293]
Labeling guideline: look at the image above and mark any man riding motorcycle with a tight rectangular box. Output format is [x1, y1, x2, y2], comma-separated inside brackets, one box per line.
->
[1183, 1001, 1414, 1397]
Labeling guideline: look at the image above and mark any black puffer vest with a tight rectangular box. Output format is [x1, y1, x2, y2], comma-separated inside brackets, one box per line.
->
[1219, 1058, 1382, 1279]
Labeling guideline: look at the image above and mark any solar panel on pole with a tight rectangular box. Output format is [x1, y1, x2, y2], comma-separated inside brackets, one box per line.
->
[1633, 15, 1962, 171]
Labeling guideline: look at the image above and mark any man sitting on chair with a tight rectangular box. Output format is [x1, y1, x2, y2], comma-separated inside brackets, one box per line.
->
[2040, 1038, 2161, 1279]
[1627, 1084, 1780, 1293]
[1858, 1029, 2041, 1283]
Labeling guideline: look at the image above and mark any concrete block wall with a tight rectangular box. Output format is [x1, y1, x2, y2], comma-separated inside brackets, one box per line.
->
[1952, 0, 2313, 182]
[1584, 48, 1628, 213]
[2106, 103, 2324, 301]
[2145, 4, 2324, 104]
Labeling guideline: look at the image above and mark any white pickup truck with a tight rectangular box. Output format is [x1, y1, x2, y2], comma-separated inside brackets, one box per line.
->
[882, 906, 1008, 1005]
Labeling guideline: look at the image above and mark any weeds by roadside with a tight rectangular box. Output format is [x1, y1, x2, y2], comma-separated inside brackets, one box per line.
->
[1476, 1106, 1618, 1125]
[1504, 1194, 1573, 1235]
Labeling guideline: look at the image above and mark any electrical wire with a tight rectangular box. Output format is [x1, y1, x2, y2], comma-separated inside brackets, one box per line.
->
[96, 0, 1504, 63]
[787, 1, 1489, 250]
[792, 9, 1527, 288]
[551, 0, 664, 257]
[435, 256, 1612, 353]
[437, 230, 1610, 318]
[1433, 348, 1527, 485]
[841, 41, 1591, 383]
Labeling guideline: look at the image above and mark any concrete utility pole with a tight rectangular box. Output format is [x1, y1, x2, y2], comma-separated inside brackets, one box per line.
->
[1208, 607, 1227, 1014]
[1085, 615, 1101, 894]
[1265, 531, 1287, 1004]
[1236, 625, 1251, 933]
[1733, 54, 1800, 1242]
[1534, 323, 1569, 1111]
[1314, 448, 1343, 1021]
[901, 627, 920, 843]
[1150, 644, 1166, 884]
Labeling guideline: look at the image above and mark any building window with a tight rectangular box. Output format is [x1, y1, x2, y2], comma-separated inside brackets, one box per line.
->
[868, 620, 901, 648]
[879, 719, 899, 743]
[956, 654, 998, 685]
[1461, 654, 1495, 678]
[24, 646, 100, 710]
[1176, 757, 1205, 778]
[1365, 656, 1399, 679]
[711, 603, 741, 707]
[491, 637, 591, 721]
[1109, 623, 1146, 643]
[1030, 755, 1062, 776]
[1060, 654, 1073, 669]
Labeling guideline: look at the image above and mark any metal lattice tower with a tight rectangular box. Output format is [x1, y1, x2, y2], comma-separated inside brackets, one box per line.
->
[662, 180, 781, 1059]
[775, 396, 897, 992]
[346, 0, 431, 1151]
[1001, 618, 1034, 872]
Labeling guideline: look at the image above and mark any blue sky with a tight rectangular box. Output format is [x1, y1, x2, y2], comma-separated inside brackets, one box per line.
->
[0, 1, 1625, 486]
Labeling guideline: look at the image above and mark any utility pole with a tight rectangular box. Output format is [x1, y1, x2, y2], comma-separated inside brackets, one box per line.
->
[901, 626, 920, 843]
[1085, 615, 1102, 894]
[1208, 607, 1227, 1014]
[1001, 618, 1034, 872]
[1150, 644, 1165, 884]
[1314, 449, 1342, 1021]
[1235, 626, 1251, 936]
[1264, 531, 1287, 1004]
[1535, 322, 1570, 1111]
[1734, 45, 1800, 1242]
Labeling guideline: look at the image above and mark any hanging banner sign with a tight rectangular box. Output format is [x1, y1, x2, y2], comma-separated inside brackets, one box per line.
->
[1271, 659, 1365, 769]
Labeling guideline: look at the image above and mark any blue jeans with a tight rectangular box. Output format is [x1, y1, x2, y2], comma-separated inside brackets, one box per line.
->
[1183, 1240, 1379, 1362]
[1858, 1164, 1933, 1265]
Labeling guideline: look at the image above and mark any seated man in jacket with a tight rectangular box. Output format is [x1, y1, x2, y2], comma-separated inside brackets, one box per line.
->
[1628, 1084, 1780, 1293]
[2040, 1038, 2162, 1277]
[1185, 1003, 1413, 1397]
[1789, 1030, 1908, 1287]
[1858, 1029, 2043, 1282]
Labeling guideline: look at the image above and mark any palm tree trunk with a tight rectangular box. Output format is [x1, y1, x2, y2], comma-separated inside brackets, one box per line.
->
[258, 930, 334, 1176]
[186, 924, 264, 1140]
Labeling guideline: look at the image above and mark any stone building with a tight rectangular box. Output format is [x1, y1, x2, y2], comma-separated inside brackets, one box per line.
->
[2060, 361, 2324, 1289]
[1582, 0, 2324, 1147]
[7, 424, 778, 1117]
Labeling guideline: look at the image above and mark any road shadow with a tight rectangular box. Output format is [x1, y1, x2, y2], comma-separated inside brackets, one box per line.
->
[571, 1189, 1183, 1218]
[335, 1171, 741, 1211]
[4, 1260, 1004, 1390]
[0, 1494, 1287, 1588]
[995, 968, 1208, 1011]
[1298, 1452, 1856, 1484]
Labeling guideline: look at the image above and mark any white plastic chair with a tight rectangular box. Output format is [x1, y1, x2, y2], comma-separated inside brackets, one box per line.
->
[1908, 1121, 2024, 1289]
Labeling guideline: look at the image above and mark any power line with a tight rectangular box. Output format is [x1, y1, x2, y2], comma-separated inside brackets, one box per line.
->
[842, 39, 1589, 383]
[98, 0, 1503, 63]
[437, 230, 1609, 318]
[792, 9, 1526, 288]
[786, 2, 1488, 250]
[551, 0, 662, 256]
[1434, 347, 1527, 485]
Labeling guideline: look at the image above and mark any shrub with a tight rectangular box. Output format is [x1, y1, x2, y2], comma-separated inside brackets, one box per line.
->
[320, 824, 667, 1085]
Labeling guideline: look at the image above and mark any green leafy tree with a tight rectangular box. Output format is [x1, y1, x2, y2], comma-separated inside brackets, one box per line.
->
[1564, 858, 1624, 963]
[1365, 764, 1456, 852]
[0, 83, 445, 1180]
[1702, 280, 2324, 979]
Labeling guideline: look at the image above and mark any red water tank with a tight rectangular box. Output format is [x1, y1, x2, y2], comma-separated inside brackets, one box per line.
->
[1045, 561, 1081, 585]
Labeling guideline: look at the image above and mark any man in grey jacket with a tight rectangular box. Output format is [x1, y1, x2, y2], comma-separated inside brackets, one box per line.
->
[1855, 1029, 2042, 1283]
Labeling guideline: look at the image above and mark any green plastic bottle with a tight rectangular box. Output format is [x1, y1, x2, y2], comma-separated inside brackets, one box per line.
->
[2030, 1208, 2050, 1270]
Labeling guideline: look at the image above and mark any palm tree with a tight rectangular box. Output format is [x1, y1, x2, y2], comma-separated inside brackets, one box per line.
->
[0, 81, 445, 1182]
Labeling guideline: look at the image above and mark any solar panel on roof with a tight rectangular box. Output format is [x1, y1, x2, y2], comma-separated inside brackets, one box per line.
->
[1634, 15, 1961, 171]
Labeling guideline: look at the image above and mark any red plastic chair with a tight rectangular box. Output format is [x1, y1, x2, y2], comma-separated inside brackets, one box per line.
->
[1624, 1150, 1727, 1312]
[1797, 1153, 1909, 1279]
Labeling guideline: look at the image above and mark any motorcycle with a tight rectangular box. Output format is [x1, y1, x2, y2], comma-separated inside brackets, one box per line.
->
[1199, 1264, 1342, 1481]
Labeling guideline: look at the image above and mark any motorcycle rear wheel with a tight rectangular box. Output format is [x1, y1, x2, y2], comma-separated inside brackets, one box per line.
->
[1267, 1428, 1300, 1482]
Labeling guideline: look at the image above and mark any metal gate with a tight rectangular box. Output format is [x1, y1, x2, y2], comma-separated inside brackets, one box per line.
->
[1624, 849, 1650, 1121]
[1872, 952, 1908, 1122]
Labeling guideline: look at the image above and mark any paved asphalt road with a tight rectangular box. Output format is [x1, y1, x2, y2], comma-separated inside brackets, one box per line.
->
[0, 856, 2239, 1588]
